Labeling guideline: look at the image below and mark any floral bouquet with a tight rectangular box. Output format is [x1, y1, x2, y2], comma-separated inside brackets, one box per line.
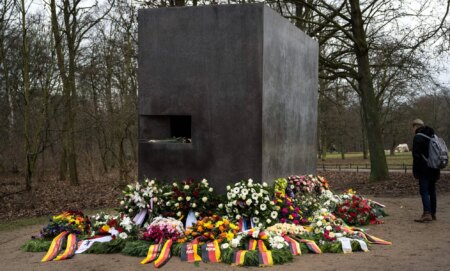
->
[162, 178, 217, 220]
[266, 223, 307, 236]
[140, 217, 185, 244]
[90, 212, 135, 240]
[334, 189, 385, 226]
[274, 191, 305, 225]
[309, 209, 346, 242]
[220, 179, 278, 228]
[41, 210, 91, 239]
[119, 179, 163, 221]
[286, 175, 330, 196]
[184, 215, 239, 244]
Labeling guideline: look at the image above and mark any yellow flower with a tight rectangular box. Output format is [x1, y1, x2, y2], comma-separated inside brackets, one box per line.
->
[101, 225, 110, 232]
[226, 232, 235, 241]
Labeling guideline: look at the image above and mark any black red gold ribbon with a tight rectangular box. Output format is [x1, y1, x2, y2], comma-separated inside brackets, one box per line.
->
[41, 231, 69, 262]
[201, 240, 221, 263]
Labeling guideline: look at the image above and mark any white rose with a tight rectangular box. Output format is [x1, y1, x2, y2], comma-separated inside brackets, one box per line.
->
[120, 201, 125, 205]
[218, 203, 223, 209]
[209, 187, 213, 192]
[226, 185, 231, 191]
[175, 203, 179, 207]
[236, 214, 241, 220]
[326, 226, 332, 231]
[195, 212, 200, 217]
[184, 185, 190, 190]
[248, 179, 253, 183]
[329, 232, 336, 238]
[202, 197, 208, 202]
[128, 208, 133, 213]
[186, 196, 191, 201]
[316, 221, 322, 227]
[166, 202, 171, 206]
[192, 203, 197, 208]
[173, 183, 178, 187]
[119, 232, 128, 239]
[263, 182, 268, 187]
[231, 239, 240, 248]
[177, 211, 182, 217]
[178, 197, 183, 201]
[201, 179, 208, 184]
[276, 243, 284, 249]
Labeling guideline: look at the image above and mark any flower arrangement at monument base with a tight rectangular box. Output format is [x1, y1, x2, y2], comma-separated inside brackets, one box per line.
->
[220, 179, 278, 228]
[22, 174, 391, 268]
[335, 189, 387, 226]
[162, 178, 217, 220]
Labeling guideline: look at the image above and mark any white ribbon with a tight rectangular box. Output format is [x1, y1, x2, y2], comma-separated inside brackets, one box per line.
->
[75, 236, 113, 254]
[133, 209, 147, 226]
[338, 237, 369, 253]
[185, 210, 197, 228]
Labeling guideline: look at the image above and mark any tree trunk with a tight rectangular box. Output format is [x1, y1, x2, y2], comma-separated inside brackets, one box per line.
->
[349, 0, 389, 181]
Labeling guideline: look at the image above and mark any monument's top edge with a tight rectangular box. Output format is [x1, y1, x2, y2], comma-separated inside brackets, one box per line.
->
[138, 3, 266, 14]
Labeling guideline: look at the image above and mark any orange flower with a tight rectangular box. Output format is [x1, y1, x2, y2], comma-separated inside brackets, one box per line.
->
[197, 226, 204, 232]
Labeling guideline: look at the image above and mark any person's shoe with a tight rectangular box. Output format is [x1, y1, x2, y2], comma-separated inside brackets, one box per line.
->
[414, 213, 432, 223]
[432, 214, 437, 221]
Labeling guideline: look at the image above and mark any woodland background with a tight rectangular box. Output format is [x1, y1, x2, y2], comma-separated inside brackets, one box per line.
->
[1, 0, 450, 197]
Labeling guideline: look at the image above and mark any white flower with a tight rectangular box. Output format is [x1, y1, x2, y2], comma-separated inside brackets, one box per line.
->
[263, 182, 268, 187]
[192, 203, 197, 208]
[175, 203, 179, 207]
[335, 233, 343, 238]
[316, 221, 323, 227]
[251, 193, 259, 200]
[266, 219, 272, 224]
[177, 211, 182, 217]
[202, 196, 208, 202]
[252, 217, 260, 224]
[120, 201, 125, 205]
[260, 204, 267, 211]
[248, 179, 253, 183]
[246, 199, 252, 205]
[269, 201, 275, 205]
[218, 203, 223, 209]
[236, 214, 241, 220]
[231, 238, 240, 248]
[221, 243, 230, 249]
[233, 187, 240, 194]
[195, 212, 200, 217]
[270, 211, 278, 219]
[254, 210, 259, 215]
[128, 208, 133, 213]
[326, 226, 332, 231]
[184, 185, 190, 190]
[178, 196, 183, 201]
[241, 189, 248, 195]
[166, 201, 171, 206]
[226, 185, 231, 191]
[173, 183, 178, 187]
[119, 232, 128, 239]
[186, 196, 191, 201]
[209, 187, 213, 192]
[201, 179, 208, 184]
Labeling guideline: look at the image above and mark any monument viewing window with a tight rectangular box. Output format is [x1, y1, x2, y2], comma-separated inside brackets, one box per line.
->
[139, 115, 192, 143]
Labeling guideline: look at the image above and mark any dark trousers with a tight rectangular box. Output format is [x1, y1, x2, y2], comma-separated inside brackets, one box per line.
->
[419, 177, 437, 214]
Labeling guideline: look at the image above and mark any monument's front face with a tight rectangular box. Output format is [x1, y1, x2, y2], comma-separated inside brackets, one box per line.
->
[138, 4, 318, 193]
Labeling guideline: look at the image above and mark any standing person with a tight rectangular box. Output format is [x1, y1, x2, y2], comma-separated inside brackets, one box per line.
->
[411, 119, 440, 222]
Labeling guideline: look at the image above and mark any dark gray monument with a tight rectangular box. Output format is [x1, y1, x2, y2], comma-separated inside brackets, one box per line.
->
[138, 4, 318, 193]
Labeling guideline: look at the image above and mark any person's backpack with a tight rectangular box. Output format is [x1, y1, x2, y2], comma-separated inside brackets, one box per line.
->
[417, 133, 449, 169]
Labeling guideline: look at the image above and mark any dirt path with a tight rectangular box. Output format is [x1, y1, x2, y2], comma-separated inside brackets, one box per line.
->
[1, 194, 450, 271]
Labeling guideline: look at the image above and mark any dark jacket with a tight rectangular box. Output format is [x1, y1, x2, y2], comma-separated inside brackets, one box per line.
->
[412, 126, 440, 180]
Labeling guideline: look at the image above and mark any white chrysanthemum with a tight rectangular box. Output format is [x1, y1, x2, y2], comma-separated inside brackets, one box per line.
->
[260, 204, 267, 211]
[246, 199, 252, 205]
[251, 193, 259, 200]
[270, 211, 278, 219]
[233, 187, 240, 194]
[221, 243, 230, 249]
[266, 218, 272, 224]
[252, 217, 260, 224]
[241, 188, 248, 195]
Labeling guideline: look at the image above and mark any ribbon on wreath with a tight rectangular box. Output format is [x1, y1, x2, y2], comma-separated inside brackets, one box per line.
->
[75, 235, 113, 254]
[283, 235, 301, 256]
[54, 233, 77, 261]
[141, 240, 163, 264]
[232, 250, 248, 266]
[295, 237, 322, 254]
[41, 231, 69, 262]
[180, 238, 201, 262]
[153, 239, 173, 268]
[201, 240, 221, 263]
[337, 237, 369, 253]
[347, 227, 392, 245]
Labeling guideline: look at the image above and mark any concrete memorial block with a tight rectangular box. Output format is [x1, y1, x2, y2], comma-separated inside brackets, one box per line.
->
[138, 4, 318, 193]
